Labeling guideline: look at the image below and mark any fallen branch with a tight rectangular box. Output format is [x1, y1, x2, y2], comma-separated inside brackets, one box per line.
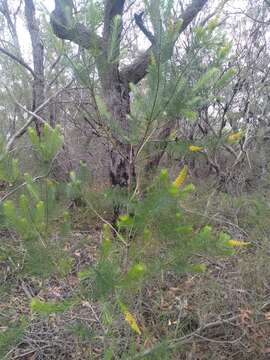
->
[131, 315, 241, 359]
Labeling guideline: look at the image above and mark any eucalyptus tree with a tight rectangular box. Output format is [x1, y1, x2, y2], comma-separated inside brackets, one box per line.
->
[50, 0, 209, 190]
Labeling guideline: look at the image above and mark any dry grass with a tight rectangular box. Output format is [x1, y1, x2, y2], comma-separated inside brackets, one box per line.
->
[1, 189, 270, 359]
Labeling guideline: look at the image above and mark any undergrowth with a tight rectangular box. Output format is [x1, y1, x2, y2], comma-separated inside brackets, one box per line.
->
[0, 124, 269, 359]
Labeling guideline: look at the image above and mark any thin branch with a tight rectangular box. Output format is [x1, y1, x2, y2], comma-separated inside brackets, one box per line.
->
[131, 315, 241, 359]
[0, 46, 37, 78]
[134, 11, 156, 45]
[50, 0, 104, 52]
[0, 163, 55, 204]
[5, 81, 73, 152]
[121, 0, 208, 85]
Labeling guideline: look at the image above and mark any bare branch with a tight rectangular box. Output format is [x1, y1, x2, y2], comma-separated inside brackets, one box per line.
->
[6, 81, 73, 152]
[0, 0, 21, 54]
[134, 11, 156, 45]
[50, 0, 104, 53]
[121, 0, 208, 85]
[0, 46, 36, 78]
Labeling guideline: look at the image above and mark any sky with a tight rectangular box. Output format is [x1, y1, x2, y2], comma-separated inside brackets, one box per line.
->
[44, 0, 54, 11]
[17, 0, 55, 57]
[16, 0, 251, 59]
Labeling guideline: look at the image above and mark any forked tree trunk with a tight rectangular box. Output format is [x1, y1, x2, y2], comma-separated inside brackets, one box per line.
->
[50, 0, 208, 200]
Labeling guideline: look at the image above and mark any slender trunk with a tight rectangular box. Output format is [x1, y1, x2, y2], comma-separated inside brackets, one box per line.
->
[25, 0, 45, 136]
[0, 0, 22, 57]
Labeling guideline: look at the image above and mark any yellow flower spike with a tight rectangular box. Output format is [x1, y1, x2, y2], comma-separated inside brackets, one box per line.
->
[173, 165, 188, 188]
[189, 145, 204, 152]
[227, 131, 242, 142]
[227, 240, 251, 247]
[124, 310, 142, 335]
[119, 302, 142, 335]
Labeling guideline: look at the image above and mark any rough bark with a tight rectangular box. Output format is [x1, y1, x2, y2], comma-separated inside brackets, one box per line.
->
[101, 75, 134, 190]
[25, 0, 45, 135]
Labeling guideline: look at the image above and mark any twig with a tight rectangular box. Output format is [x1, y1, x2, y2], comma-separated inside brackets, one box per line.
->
[85, 200, 128, 246]
[5, 81, 73, 152]
[131, 315, 241, 359]
[181, 206, 249, 237]
[0, 153, 58, 204]
[0, 46, 37, 78]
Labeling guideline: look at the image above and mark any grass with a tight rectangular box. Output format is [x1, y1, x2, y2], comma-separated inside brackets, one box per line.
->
[0, 185, 270, 359]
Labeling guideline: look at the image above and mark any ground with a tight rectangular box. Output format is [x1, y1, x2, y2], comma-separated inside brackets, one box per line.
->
[1, 188, 270, 359]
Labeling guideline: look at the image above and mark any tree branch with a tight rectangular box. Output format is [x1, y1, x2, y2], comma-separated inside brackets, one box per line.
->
[134, 11, 156, 45]
[50, 0, 207, 88]
[0, 46, 37, 78]
[6, 81, 73, 152]
[0, 0, 22, 55]
[50, 0, 104, 53]
[103, 0, 126, 41]
[121, 0, 208, 85]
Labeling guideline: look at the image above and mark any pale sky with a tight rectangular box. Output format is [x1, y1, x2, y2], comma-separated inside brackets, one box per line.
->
[17, 0, 55, 57]
[16, 0, 253, 59]
[44, 0, 54, 11]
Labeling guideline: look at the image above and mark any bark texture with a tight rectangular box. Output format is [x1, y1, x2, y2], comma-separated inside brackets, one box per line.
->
[25, 0, 45, 135]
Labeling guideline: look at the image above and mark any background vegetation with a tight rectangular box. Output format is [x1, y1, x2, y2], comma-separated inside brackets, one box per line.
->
[0, 0, 270, 359]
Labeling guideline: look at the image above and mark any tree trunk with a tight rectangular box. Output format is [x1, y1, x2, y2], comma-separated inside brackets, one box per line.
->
[50, 0, 208, 197]
[25, 0, 45, 136]
[101, 77, 136, 190]
[99, 77, 135, 222]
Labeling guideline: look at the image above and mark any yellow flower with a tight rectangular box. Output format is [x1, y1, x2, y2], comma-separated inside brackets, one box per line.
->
[124, 310, 141, 335]
[189, 145, 204, 152]
[173, 165, 188, 188]
[227, 131, 242, 142]
[227, 239, 250, 247]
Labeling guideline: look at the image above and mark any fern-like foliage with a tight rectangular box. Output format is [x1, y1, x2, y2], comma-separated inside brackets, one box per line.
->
[1, 123, 72, 278]
[78, 167, 235, 318]
[0, 320, 26, 359]
[28, 123, 64, 163]
[0, 139, 20, 183]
